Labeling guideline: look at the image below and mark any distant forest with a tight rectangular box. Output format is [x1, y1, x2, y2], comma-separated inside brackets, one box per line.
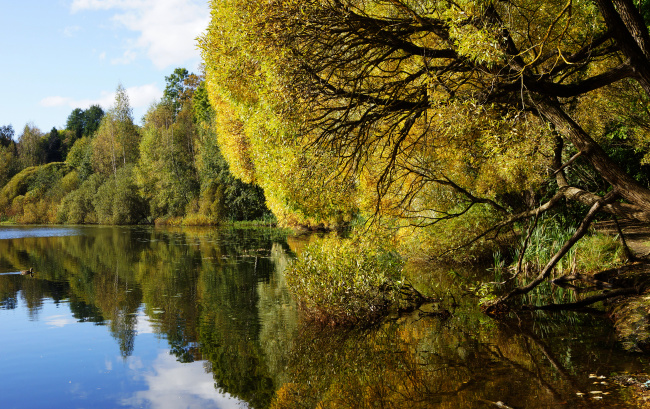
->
[0, 68, 270, 225]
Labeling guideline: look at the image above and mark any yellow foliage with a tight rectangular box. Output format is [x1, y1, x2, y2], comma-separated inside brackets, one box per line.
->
[200, 1, 359, 227]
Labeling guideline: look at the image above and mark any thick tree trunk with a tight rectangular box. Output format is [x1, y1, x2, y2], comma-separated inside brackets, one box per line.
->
[536, 97, 650, 212]
[594, 0, 650, 94]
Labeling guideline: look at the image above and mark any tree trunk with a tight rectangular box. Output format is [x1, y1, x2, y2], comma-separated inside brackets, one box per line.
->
[536, 97, 650, 212]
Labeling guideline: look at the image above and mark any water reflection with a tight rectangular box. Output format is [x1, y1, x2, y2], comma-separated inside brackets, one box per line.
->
[0, 225, 80, 240]
[0, 226, 647, 409]
[272, 311, 637, 408]
[123, 351, 242, 409]
[0, 226, 295, 409]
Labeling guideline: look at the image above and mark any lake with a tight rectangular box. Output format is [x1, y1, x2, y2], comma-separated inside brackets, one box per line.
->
[0, 225, 646, 408]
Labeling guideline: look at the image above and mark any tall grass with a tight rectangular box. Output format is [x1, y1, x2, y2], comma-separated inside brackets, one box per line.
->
[513, 215, 625, 276]
[505, 215, 626, 305]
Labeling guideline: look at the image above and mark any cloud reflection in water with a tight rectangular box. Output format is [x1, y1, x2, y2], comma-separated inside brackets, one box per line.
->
[123, 351, 247, 409]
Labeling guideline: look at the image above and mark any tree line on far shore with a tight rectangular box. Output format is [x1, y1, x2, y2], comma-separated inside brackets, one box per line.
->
[0, 68, 270, 225]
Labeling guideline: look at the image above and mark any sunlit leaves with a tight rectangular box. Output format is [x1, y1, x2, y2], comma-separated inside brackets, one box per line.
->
[285, 234, 405, 324]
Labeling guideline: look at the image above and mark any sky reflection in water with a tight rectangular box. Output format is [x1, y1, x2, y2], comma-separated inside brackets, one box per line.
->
[0, 226, 291, 409]
[0, 298, 244, 409]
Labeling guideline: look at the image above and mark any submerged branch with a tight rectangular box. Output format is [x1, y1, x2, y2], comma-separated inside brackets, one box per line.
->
[525, 287, 641, 311]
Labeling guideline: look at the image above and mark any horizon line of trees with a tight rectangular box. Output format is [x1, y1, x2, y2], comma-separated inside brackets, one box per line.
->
[0, 68, 270, 225]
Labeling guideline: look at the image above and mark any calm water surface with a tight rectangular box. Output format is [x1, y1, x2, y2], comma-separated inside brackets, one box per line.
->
[0, 225, 647, 408]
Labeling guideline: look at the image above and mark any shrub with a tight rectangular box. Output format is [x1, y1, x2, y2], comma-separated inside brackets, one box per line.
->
[57, 173, 104, 224]
[285, 234, 406, 325]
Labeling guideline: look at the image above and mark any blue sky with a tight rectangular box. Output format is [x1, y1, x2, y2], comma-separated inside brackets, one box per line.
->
[0, 0, 210, 136]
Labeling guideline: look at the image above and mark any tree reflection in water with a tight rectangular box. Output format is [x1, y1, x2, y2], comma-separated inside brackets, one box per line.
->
[271, 310, 638, 409]
[0, 226, 645, 408]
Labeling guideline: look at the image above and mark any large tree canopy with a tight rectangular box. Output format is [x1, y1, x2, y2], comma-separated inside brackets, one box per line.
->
[201, 0, 650, 303]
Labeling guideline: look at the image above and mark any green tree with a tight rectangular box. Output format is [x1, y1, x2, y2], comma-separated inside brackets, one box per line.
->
[83, 105, 105, 136]
[136, 100, 199, 219]
[58, 173, 104, 224]
[0, 125, 14, 147]
[45, 128, 63, 163]
[66, 105, 105, 143]
[66, 108, 85, 143]
[0, 145, 18, 189]
[0, 125, 18, 188]
[163, 68, 200, 117]
[94, 165, 146, 225]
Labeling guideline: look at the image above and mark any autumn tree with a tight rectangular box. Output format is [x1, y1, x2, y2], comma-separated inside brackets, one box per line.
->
[201, 0, 650, 306]
[17, 123, 45, 169]
[91, 84, 140, 176]
[200, 5, 359, 227]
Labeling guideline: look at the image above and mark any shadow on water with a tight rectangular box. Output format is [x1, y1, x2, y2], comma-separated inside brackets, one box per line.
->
[0, 226, 647, 408]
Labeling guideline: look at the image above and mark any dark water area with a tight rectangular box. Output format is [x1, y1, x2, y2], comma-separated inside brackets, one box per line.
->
[0, 226, 647, 408]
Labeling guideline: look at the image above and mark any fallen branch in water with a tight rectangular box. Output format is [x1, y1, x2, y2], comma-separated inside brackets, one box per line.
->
[523, 287, 641, 311]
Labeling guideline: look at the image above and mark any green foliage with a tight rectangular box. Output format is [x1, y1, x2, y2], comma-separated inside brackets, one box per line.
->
[83, 105, 105, 137]
[94, 165, 147, 225]
[0, 144, 19, 189]
[66, 108, 85, 142]
[66, 105, 105, 144]
[0, 124, 14, 146]
[192, 81, 214, 124]
[91, 85, 141, 177]
[513, 215, 626, 276]
[17, 123, 46, 169]
[163, 67, 193, 116]
[65, 136, 94, 180]
[57, 173, 104, 224]
[195, 132, 269, 222]
[0, 166, 40, 212]
[285, 234, 405, 325]
[45, 128, 63, 163]
[0, 162, 75, 223]
[136, 101, 199, 219]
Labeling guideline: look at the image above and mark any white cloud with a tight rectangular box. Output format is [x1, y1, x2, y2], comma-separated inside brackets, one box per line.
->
[128, 84, 163, 108]
[40, 83, 162, 111]
[63, 25, 82, 37]
[71, 0, 141, 12]
[70, 0, 209, 69]
[111, 49, 138, 65]
[123, 352, 245, 409]
[46, 314, 76, 328]
[135, 309, 156, 335]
